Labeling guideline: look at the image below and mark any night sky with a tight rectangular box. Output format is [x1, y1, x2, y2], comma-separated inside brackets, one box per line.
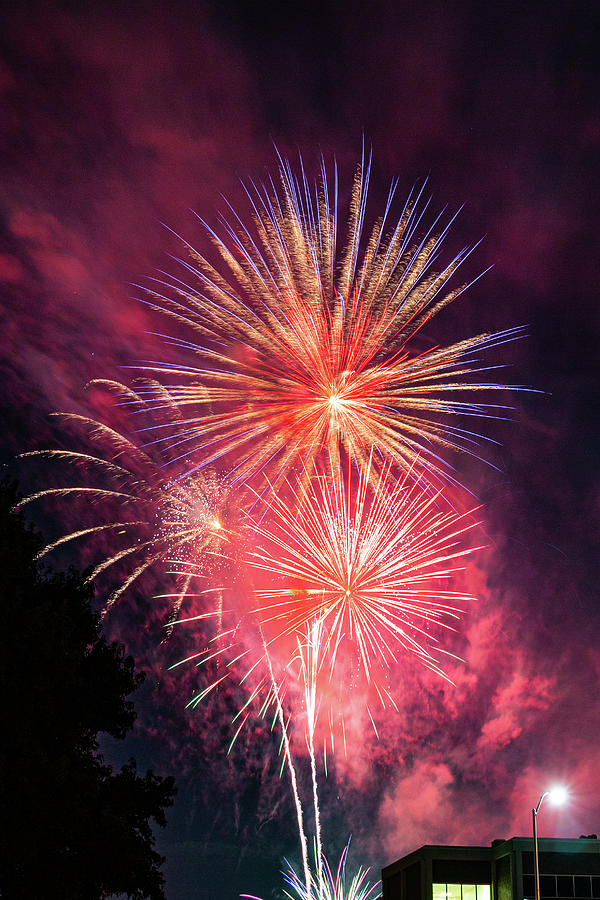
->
[1, 2, 599, 899]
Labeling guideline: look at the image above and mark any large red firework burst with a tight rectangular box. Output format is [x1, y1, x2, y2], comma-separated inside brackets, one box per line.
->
[132, 151, 522, 491]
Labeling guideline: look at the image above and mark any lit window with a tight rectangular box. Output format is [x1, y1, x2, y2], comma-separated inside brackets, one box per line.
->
[432, 884, 491, 900]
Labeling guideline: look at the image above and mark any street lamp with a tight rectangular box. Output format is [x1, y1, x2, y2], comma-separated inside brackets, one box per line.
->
[532, 787, 568, 900]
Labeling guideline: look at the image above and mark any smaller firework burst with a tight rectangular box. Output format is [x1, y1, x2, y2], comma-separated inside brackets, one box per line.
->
[17, 379, 230, 618]
[241, 839, 381, 900]
[247, 453, 482, 693]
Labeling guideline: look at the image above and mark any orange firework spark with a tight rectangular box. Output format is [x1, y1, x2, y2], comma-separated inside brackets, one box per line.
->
[132, 150, 522, 490]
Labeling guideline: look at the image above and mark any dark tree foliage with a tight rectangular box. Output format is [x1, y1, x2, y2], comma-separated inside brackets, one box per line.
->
[0, 480, 176, 900]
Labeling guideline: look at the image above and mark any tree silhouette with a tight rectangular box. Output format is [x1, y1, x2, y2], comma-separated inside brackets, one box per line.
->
[0, 480, 176, 900]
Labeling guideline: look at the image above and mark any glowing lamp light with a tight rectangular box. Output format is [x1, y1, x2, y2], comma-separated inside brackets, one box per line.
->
[547, 785, 568, 806]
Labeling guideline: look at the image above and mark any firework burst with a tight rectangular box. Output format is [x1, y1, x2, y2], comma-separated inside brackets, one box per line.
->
[131, 150, 522, 491]
[241, 839, 381, 900]
[17, 379, 230, 618]
[247, 453, 482, 692]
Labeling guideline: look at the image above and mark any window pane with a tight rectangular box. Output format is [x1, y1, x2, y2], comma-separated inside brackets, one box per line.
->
[477, 885, 491, 900]
[557, 877, 574, 898]
[463, 885, 476, 900]
[433, 885, 448, 900]
[523, 875, 535, 897]
[575, 878, 591, 899]
[541, 875, 557, 897]
[446, 884, 462, 900]
[591, 878, 600, 899]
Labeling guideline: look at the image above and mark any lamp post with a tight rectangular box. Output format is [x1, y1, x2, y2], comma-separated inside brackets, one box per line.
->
[532, 787, 567, 900]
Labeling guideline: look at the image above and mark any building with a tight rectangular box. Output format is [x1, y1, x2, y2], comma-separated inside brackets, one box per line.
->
[382, 837, 600, 900]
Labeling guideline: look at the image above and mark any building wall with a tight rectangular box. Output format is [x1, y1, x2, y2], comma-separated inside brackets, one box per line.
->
[383, 838, 600, 900]
[495, 853, 512, 900]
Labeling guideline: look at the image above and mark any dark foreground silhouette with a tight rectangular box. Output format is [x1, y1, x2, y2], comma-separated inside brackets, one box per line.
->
[0, 480, 176, 899]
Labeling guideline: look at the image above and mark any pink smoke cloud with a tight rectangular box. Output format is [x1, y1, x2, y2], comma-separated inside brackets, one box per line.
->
[2, 4, 599, 898]
[0, 252, 24, 284]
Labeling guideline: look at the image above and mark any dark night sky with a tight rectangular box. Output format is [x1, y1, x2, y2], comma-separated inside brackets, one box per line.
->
[1, 2, 599, 898]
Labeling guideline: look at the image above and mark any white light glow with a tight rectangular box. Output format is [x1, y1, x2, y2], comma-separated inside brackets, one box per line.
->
[548, 786, 568, 806]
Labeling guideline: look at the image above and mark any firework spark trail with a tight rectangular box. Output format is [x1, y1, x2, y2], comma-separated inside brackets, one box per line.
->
[172, 599, 318, 896]
[298, 620, 326, 898]
[261, 629, 313, 898]
[130, 150, 524, 493]
[17, 380, 229, 617]
[165, 576, 327, 896]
